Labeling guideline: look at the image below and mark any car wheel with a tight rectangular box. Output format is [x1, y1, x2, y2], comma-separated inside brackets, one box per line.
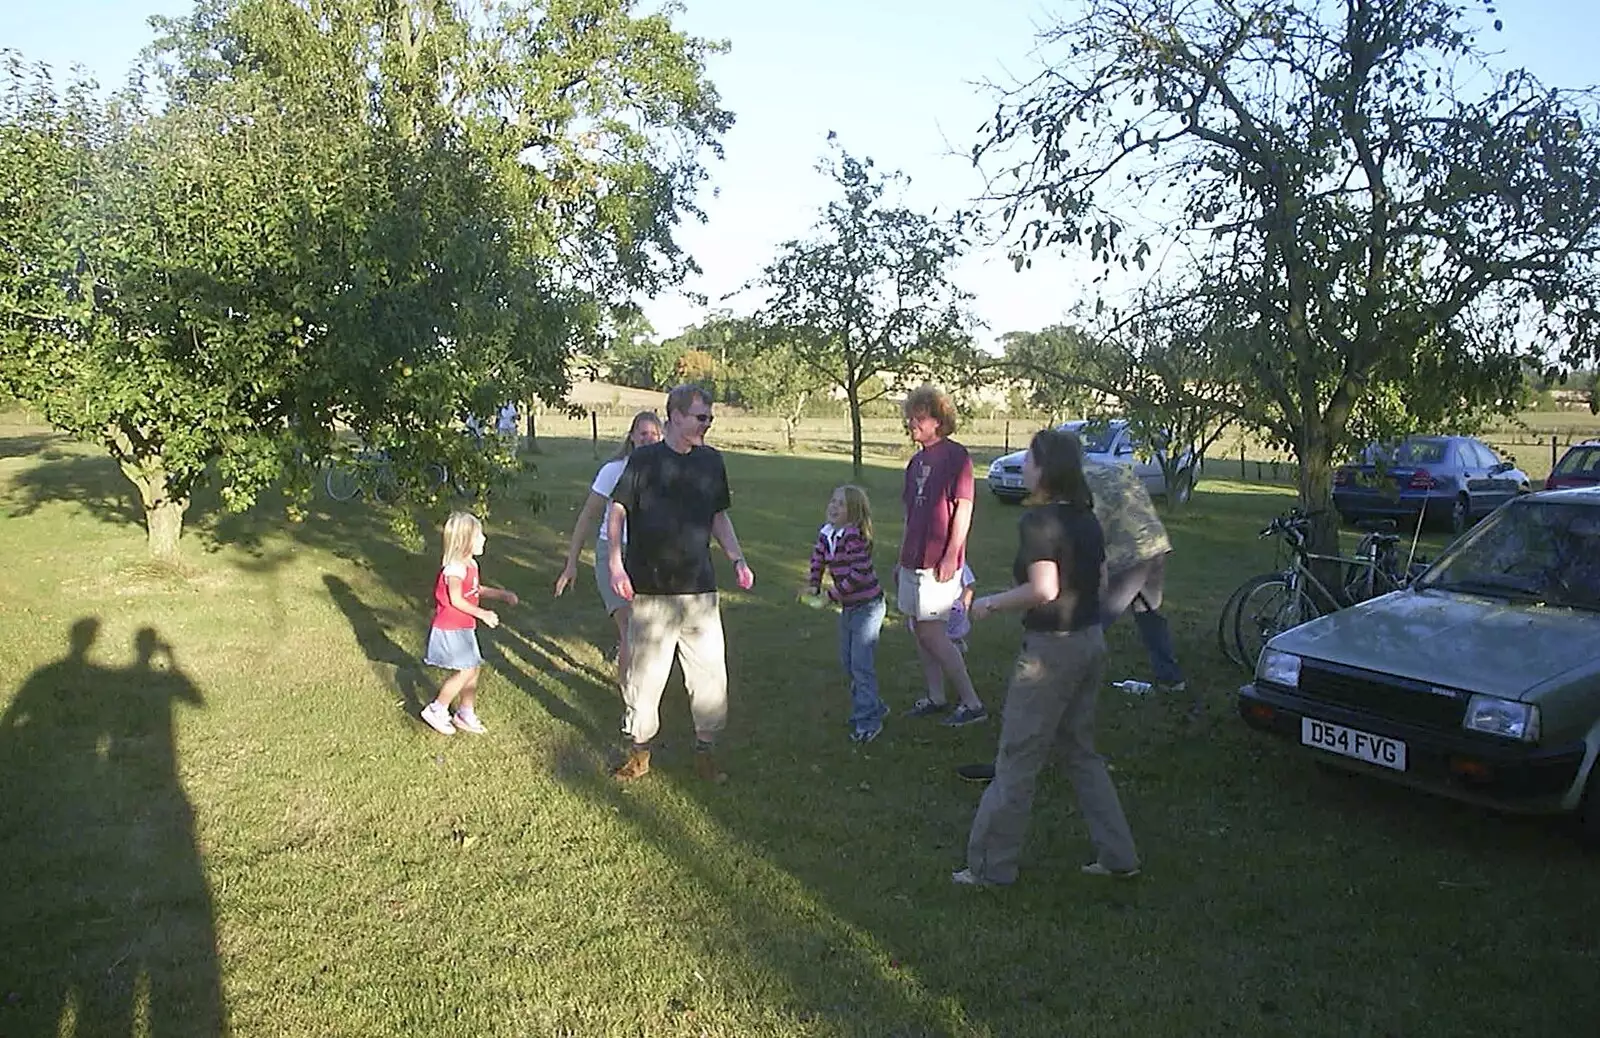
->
[1449, 494, 1470, 535]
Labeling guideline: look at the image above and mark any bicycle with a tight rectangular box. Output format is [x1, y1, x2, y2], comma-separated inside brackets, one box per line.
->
[1218, 510, 1425, 671]
[324, 448, 451, 504]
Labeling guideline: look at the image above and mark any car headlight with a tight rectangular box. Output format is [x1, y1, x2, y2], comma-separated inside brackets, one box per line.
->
[1462, 694, 1540, 742]
[987, 460, 1002, 475]
[1256, 648, 1301, 688]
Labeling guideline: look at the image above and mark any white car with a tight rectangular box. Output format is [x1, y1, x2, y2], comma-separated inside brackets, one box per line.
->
[985, 419, 1200, 504]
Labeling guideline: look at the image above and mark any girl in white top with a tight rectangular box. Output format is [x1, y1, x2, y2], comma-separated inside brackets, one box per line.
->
[554, 411, 663, 687]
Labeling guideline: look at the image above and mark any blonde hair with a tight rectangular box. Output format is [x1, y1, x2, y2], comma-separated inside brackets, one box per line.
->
[610, 410, 662, 461]
[441, 511, 483, 568]
[834, 484, 874, 549]
[902, 384, 958, 437]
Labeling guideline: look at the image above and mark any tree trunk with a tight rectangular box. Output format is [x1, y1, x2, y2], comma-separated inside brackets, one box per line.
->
[1295, 429, 1343, 590]
[522, 398, 543, 455]
[847, 385, 864, 479]
[120, 458, 190, 559]
[783, 391, 809, 453]
[145, 497, 187, 558]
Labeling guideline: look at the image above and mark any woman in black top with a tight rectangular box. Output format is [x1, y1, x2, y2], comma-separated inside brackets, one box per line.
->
[954, 428, 1141, 886]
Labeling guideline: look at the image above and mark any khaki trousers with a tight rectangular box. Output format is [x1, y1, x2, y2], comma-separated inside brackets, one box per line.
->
[967, 627, 1139, 883]
[622, 593, 728, 745]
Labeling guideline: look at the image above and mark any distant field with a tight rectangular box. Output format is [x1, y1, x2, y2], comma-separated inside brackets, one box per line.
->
[539, 396, 1600, 487]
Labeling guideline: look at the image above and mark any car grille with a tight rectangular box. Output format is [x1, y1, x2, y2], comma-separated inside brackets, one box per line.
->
[1002, 464, 1021, 474]
[1299, 661, 1467, 730]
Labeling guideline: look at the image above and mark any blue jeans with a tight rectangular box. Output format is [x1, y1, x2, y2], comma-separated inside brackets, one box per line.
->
[839, 595, 888, 728]
[1100, 558, 1185, 686]
[1100, 601, 1185, 685]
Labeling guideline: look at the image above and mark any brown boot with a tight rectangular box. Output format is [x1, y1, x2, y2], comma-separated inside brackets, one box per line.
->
[694, 748, 727, 784]
[612, 747, 651, 781]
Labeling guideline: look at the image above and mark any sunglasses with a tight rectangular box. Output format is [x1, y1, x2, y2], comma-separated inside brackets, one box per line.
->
[688, 412, 715, 426]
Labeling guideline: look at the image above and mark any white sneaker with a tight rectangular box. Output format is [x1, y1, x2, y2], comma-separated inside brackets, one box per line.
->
[420, 702, 455, 735]
[453, 709, 487, 735]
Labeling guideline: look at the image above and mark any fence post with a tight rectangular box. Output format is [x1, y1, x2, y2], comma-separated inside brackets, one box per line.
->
[1553, 435, 1559, 472]
[591, 410, 599, 459]
[1240, 443, 1246, 480]
[1004, 421, 1010, 452]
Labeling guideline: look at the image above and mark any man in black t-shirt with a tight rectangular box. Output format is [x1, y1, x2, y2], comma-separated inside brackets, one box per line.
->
[605, 384, 754, 782]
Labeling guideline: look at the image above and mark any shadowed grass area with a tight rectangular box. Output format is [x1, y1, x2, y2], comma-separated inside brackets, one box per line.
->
[1, 409, 1597, 1037]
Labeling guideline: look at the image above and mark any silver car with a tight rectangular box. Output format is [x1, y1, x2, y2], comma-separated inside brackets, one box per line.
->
[985, 419, 1199, 504]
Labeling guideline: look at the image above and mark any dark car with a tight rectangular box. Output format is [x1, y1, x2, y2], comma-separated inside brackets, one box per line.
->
[1333, 436, 1530, 534]
[1238, 487, 1600, 844]
[1546, 440, 1600, 491]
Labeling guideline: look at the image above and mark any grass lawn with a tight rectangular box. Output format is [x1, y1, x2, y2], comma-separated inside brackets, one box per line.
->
[2, 408, 1597, 1037]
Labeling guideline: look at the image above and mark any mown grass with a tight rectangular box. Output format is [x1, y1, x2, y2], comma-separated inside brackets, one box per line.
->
[2, 408, 1597, 1038]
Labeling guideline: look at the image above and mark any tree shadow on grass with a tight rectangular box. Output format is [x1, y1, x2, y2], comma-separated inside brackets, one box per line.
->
[0, 428, 68, 461]
[0, 619, 223, 1037]
[1, 450, 144, 526]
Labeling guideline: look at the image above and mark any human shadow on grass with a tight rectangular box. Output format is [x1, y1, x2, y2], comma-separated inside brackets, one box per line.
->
[322, 574, 434, 722]
[486, 623, 621, 743]
[0, 619, 223, 1038]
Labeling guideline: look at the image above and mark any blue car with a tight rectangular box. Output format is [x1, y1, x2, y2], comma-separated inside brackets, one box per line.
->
[1333, 436, 1531, 534]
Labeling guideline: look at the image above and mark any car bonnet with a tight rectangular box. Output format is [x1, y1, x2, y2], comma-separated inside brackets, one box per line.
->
[1268, 588, 1600, 700]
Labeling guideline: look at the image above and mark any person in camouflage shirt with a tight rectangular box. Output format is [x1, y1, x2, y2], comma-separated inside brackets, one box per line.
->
[1083, 459, 1188, 698]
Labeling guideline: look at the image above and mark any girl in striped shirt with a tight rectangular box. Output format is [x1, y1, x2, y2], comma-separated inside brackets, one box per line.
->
[806, 485, 888, 742]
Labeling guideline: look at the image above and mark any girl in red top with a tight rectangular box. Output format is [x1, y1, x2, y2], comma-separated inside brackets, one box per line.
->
[420, 512, 518, 735]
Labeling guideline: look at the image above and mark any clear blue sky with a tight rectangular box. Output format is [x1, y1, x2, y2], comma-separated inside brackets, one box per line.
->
[4, 0, 1594, 347]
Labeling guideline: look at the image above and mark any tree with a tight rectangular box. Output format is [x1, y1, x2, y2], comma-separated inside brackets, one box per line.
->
[723, 325, 829, 450]
[993, 305, 1244, 506]
[745, 140, 977, 477]
[977, 0, 1600, 551]
[0, 0, 730, 557]
[600, 310, 667, 389]
[996, 327, 1099, 421]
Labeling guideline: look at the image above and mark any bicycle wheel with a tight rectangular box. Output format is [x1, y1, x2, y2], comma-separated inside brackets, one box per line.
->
[1217, 576, 1267, 670]
[372, 466, 402, 505]
[324, 463, 360, 501]
[1233, 575, 1321, 671]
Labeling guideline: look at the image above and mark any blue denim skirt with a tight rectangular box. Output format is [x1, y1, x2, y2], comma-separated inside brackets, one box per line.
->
[424, 626, 482, 670]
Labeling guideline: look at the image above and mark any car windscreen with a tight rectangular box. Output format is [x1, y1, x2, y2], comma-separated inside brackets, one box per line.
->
[1418, 499, 1600, 609]
[1554, 446, 1600, 476]
[1063, 422, 1118, 454]
[1363, 439, 1449, 465]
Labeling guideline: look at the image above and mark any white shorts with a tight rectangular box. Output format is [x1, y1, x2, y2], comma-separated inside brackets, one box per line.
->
[897, 567, 964, 623]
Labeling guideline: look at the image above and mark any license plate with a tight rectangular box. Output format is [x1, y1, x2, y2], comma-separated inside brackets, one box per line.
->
[995, 475, 1021, 488]
[1300, 717, 1407, 771]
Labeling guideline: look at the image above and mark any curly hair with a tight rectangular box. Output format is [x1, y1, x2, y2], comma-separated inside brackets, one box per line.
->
[901, 384, 958, 437]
